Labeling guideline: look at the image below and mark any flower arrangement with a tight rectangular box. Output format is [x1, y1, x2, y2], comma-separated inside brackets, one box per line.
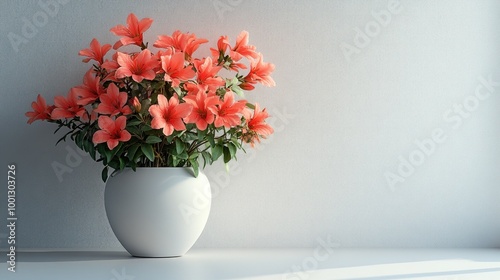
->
[25, 13, 275, 181]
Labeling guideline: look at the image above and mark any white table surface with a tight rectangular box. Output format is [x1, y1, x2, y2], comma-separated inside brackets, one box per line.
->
[2, 249, 500, 280]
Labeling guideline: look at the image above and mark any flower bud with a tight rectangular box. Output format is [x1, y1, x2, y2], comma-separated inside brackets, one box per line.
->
[131, 97, 141, 112]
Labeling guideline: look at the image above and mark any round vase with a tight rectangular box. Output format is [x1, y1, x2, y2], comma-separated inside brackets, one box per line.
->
[104, 167, 211, 257]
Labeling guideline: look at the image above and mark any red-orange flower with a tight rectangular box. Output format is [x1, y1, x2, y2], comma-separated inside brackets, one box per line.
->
[193, 57, 224, 90]
[184, 90, 219, 130]
[230, 31, 258, 61]
[72, 70, 105, 106]
[213, 91, 246, 129]
[110, 13, 153, 49]
[95, 83, 132, 116]
[210, 35, 246, 71]
[210, 35, 229, 58]
[154, 30, 208, 59]
[25, 94, 53, 124]
[115, 49, 158, 83]
[78, 38, 111, 65]
[149, 94, 192, 136]
[101, 52, 120, 82]
[161, 52, 195, 87]
[242, 53, 276, 90]
[92, 116, 131, 150]
[51, 90, 87, 120]
[242, 103, 273, 147]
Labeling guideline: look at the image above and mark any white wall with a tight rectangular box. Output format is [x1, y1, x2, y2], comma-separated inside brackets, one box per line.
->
[1, 0, 500, 249]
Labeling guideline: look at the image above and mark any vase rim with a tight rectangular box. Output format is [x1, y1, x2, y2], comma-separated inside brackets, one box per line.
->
[126, 167, 193, 169]
[110, 166, 202, 178]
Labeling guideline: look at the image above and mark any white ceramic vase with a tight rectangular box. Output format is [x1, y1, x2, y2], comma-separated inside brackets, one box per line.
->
[104, 167, 211, 257]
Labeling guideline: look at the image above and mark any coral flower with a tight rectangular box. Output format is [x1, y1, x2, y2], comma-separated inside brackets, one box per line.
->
[72, 69, 105, 106]
[78, 38, 111, 65]
[154, 30, 208, 59]
[161, 52, 195, 87]
[213, 91, 246, 129]
[95, 83, 132, 116]
[210, 35, 246, 71]
[110, 13, 153, 49]
[242, 53, 276, 90]
[25, 94, 53, 124]
[92, 116, 131, 150]
[230, 31, 258, 61]
[101, 52, 121, 82]
[115, 49, 158, 83]
[210, 35, 229, 58]
[242, 103, 273, 147]
[51, 90, 87, 120]
[184, 90, 219, 130]
[149, 94, 192, 136]
[193, 57, 224, 90]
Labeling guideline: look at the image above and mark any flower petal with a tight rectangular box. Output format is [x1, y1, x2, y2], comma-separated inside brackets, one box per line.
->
[98, 116, 115, 132]
[92, 130, 110, 144]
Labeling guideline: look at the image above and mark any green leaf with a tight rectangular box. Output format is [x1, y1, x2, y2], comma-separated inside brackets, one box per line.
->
[211, 144, 223, 161]
[140, 98, 151, 114]
[189, 152, 199, 160]
[76, 131, 85, 146]
[231, 85, 244, 98]
[88, 143, 96, 160]
[189, 159, 199, 177]
[101, 166, 108, 182]
[175, 138, 185, 154]
[197, 129, 206, 141]
[108, 160, 120, 170]
[146, 135, 162, 144]
[172, 155, 180, 166]
[141, 124, 153, 132]
[104, 148, 113, 163]
[228, 142, 237, 158]
[127, 126, 141, 136]
[133, 149, 143, 161]
[82, 139, 95, 160]
[185, 131, 198, 141]
[119, 157, 125, 170]
[104, 143, 123, 163]
[231, 137, 242, 149]
[166, 133, 176, 143]
[223, 146, 231, 163]
[96, 144, 106, 161]
[207, 134, 216, 148]
[127, 119, 142, 126]
[127, 144, 140, 161]
[201, 151, 213, 168]
[173, 86, 182, 96]
[178, 150, 189, 160]
[141, 144, 155, 162]
[246, 103, 255, 110]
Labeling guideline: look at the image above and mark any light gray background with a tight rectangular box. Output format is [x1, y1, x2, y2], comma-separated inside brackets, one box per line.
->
[1, 0, 500, 250]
